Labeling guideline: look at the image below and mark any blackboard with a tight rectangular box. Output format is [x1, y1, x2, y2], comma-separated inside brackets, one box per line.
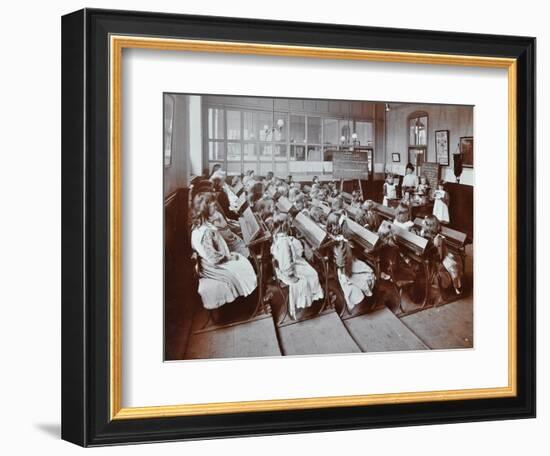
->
[332, 149, 370, 180]
[420, 162, 440, 195]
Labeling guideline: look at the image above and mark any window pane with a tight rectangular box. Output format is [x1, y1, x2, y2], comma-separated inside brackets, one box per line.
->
[274, 144, 287, 161]
[227, 143, 242, 161]
[291, 145, 306, 161]
[409, 118, 417, 145]
[409, 115, 428, 146]
[418, 116, 428, 145]
[244, 143, 257, 160]
[323, 118, 339, 145]
[259, 143, 273, 162]
[257, 112, 272, 141]
[243, 110, 287, 142]
[290, 115, 305, 144]
[227, 110, 241, 140]
[243, 112, 257, 140]
[259, 111, 273, 141]
[208, 108, 224, 140]
[355, 121, 373, 146]
[339, 120, 351, 143]
[273, 112, 287, 141]
[307, 146, 322, 161]
[324, 147, 335, 162]
[307, 116, 321, 144]
[243, 111, 271, 141]
[208, 141, 225, 161]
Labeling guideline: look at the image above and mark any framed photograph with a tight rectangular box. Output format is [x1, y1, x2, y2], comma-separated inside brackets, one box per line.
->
[62, 8, 535, 447]
[460, 136, 474, 167]
[435, 129, 450, 166]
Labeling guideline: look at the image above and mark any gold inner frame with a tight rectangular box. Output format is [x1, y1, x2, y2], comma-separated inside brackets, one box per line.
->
[109, 35, 517, 420]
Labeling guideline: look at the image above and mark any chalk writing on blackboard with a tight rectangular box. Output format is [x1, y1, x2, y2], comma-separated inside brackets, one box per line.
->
[332, 149, 370, 180]
[420, 162, 441, 196]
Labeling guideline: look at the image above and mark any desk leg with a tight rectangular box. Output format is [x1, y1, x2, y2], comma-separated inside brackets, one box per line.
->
[254, 243, 271, 317]
[421, 259, 431, 308]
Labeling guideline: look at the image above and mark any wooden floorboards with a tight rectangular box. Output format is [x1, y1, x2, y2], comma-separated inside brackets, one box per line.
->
[400, 298, 473, 349]
[277, 312, 361, 356]
[185, 315, 282, 360]
[344, 307, 428, 352]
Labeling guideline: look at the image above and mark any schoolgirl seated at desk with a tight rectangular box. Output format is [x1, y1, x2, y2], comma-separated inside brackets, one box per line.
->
[417, 175, 430, 197]
[197, 193, 250, 258]
[253, 196, 276, 232]
[191, 193, 257, 313]
[270, 214, 324, 320]
[330, 195, 345, 215]
[376, 222, 400, 281]
[210, 173, 238, 221]
[308, 205, 328, 226]
[326, 213, 376, 311]
[393, 203, 414, 231]
[361, 200, 381, 232]
[418, 215, 463, 295]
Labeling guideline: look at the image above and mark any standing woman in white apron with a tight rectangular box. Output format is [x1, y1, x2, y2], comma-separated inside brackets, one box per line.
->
[433, 180, 450, 224]
[383, 174, 397, 206]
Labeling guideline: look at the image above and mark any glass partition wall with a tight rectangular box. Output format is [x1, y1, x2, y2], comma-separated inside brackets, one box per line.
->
[205, 98, 375, 178]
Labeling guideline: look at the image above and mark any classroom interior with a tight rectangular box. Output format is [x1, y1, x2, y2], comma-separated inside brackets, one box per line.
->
[164, 94, 474, 361]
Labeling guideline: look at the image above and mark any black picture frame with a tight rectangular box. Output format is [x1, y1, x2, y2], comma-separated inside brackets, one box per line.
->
[392, 152, 401, 162]
[62, 8, 536, 447]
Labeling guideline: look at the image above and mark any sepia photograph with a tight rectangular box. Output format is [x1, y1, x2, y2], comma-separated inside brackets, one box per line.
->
[163, 94, 474, 361]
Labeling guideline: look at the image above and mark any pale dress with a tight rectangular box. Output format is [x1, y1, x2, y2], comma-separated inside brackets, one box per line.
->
[433, 190, 450, 223]
[433, 234, 463, 290]
[402, 173, 419, 189]
[333, 237, 376, 311]
[223, 184, 239, 210]
[191, 224, 257, 310]
[271, 233, 324, 319]
[383, 183, 397, 206]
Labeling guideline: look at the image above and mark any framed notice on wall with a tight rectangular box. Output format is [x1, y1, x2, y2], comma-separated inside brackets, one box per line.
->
[435, 129, 450, 165]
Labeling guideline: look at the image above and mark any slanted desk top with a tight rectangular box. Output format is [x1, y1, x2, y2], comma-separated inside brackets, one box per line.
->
[344, 217, 379, 252]
[293, 213, 328, 250]
[379, 220, 428, 257]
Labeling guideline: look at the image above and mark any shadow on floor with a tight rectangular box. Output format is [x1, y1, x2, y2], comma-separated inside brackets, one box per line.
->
[34, 422, 60, 439]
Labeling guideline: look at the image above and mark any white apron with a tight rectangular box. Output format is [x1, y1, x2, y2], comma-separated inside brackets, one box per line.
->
[433, 190, 450, 223]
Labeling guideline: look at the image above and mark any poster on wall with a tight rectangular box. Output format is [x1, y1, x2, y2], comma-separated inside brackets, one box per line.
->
[435, 129, 450, 165]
